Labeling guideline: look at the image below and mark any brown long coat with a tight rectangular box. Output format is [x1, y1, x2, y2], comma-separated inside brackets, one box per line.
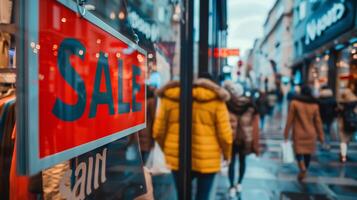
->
[225, 93, 260, 155]
[284, 98, 324, 154]
[138, 96, 157, 152]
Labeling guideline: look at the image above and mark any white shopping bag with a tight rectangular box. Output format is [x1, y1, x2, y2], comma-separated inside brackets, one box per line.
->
[281, 141, 294, 164]
[145, 142, 171, 175]
[220, 159, 229, 176]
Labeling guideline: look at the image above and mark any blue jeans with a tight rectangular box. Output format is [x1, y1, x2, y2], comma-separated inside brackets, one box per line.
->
[172, 171, 216, 200]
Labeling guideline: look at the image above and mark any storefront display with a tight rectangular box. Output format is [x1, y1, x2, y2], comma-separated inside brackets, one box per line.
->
[307, 56, 329, 95]
[336, 44, 357, 98]
[0, 0, 184, 198]
[294, 0, 357, 97]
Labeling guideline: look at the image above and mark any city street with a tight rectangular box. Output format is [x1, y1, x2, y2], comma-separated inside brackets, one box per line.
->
[214, 116, 357, 200]
[152, 111, 357, 200]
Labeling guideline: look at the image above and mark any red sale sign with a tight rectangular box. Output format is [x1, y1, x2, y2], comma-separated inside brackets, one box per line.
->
[18, 0, 146, 174]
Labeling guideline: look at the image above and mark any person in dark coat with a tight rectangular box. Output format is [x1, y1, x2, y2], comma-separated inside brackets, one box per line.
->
[318, 87, 337, 149]
[256, 91, 268, 130]
[337, 89, 357, 163]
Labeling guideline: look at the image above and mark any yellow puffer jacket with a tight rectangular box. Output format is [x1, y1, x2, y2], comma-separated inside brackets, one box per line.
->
[153, 79, 233, 173]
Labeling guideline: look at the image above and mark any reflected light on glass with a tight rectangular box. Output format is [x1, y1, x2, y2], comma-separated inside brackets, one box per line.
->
[324, 55, 329, 60]
[38, 74, 45, 80]
[118, 11, 125, 20]
[222, 65, 231, 73]
[137, 54, 144, 62]
[335, 44, 345, 50]
[110, 12, 116, 20]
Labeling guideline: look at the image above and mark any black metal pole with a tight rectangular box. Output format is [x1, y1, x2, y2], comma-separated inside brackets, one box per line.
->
[178, 0, 194, 199]
[199, 0, 209, 75]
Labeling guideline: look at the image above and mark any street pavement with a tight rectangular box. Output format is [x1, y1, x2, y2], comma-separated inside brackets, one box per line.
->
[151, 105, 357, 200]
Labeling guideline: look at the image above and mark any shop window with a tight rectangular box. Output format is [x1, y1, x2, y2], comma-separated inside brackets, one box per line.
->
[336, 44, 357, 98]
[308, 56, 329, 95]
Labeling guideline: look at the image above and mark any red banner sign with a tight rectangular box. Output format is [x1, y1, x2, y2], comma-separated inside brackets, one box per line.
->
[19, 0, 147, 174]
[213, 48, 240, 58]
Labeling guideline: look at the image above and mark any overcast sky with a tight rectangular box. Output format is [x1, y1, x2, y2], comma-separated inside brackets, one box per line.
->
[227, 0, 275, 65]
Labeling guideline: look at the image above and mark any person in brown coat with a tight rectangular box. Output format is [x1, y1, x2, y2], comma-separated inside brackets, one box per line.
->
[223, 81, 260, 197]
[284, 85, 324, 181]
[138, 85, 157, 163]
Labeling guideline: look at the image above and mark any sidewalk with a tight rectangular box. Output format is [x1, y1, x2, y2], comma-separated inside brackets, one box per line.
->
[151, 104, 357, 200]
[214, 107, 357, 200]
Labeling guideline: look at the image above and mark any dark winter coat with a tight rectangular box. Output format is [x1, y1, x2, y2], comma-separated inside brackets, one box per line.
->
[318, 97, 337, 125]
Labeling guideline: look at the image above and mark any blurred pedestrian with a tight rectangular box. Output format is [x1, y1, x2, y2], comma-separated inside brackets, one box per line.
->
[284, 85, 324, 181]
[256, 91, 268, 130]
[318, 87, 337, 150]
[153, 73, 232, 200]
[223, 81, 260, 197]
[138, 85, 157, 163]
[338, 89, 357, 163]
[287, 85, 301, 102]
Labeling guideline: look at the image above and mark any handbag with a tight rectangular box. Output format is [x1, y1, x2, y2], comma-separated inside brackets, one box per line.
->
[145, 142, 170, 175]
[281, 141, 294, 164]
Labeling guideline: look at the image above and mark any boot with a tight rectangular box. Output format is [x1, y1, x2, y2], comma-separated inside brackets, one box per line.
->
[297, 161, 307, 182]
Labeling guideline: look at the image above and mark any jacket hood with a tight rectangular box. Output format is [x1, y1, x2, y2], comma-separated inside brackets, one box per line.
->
[293, 95, 318, 104]
[156, 79, 230, 102]
[223, 80, 244, 99]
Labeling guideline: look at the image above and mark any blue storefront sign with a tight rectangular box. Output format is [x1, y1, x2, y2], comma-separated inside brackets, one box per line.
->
[303, 0, 356, 53]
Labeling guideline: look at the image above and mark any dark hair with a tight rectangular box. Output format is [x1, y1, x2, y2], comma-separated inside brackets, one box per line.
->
[301, 85, 312, 97]
[199, 72, 214, 81]
[321, 85, 330, 90]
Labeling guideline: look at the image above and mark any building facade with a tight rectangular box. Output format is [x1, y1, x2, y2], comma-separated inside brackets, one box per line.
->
[292, 0, 357, 98]
[246, 0, 293, 92]
[260, 0, 294, 79]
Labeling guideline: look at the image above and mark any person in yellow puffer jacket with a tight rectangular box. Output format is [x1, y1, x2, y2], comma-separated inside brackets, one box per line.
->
[153, 75, 233, 200]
